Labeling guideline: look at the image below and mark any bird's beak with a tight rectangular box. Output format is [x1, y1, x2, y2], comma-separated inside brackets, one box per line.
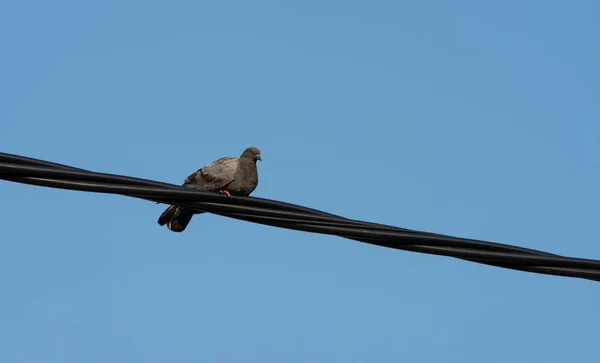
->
[257, 155, 262, 161]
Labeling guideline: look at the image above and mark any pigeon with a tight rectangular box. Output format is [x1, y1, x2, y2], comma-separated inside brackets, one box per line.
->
[157, 146, 261, 232]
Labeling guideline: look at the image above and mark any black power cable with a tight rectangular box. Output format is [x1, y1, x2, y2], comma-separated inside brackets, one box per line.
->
[1, 152, 599, 282]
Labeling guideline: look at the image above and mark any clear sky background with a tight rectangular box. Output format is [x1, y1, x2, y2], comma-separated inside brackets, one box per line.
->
[1, 1, 599, 362]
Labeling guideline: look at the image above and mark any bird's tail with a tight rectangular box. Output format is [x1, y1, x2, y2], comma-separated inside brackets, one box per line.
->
[158, 205, 195, 232]
[158, 205, 177, 225]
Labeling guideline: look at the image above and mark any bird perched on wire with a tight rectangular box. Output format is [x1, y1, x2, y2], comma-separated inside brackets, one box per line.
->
[157, 146, 261, 232]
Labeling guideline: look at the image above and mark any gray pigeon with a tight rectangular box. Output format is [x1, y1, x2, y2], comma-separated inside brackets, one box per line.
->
[158, 146, 261, 232]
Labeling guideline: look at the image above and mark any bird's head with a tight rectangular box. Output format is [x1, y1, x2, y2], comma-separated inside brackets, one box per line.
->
[241, 146, 261, 162]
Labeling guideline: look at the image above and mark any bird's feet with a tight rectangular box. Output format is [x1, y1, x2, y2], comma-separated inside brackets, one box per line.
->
[219, 190, 232, 198]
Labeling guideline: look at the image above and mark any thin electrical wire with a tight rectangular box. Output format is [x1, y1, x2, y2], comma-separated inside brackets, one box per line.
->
[1, 152, 598, 282]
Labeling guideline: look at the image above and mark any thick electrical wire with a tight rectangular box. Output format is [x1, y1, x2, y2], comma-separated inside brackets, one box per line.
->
[1, 152, 598, 282]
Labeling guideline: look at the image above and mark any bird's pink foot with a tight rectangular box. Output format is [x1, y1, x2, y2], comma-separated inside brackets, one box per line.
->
[219, 190, 232, 198]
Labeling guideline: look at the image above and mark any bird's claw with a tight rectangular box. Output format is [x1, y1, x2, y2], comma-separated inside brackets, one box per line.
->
[219, 190, 232, 198]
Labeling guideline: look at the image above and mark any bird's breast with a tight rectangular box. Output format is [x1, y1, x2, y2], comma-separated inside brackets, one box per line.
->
[229, 163, 258, 196]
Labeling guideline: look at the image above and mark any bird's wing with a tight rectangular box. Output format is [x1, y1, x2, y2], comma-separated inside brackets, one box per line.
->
[182, 156, 238, 191]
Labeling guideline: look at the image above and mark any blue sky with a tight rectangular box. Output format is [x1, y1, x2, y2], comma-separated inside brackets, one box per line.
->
[1, 1, 599, 362]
